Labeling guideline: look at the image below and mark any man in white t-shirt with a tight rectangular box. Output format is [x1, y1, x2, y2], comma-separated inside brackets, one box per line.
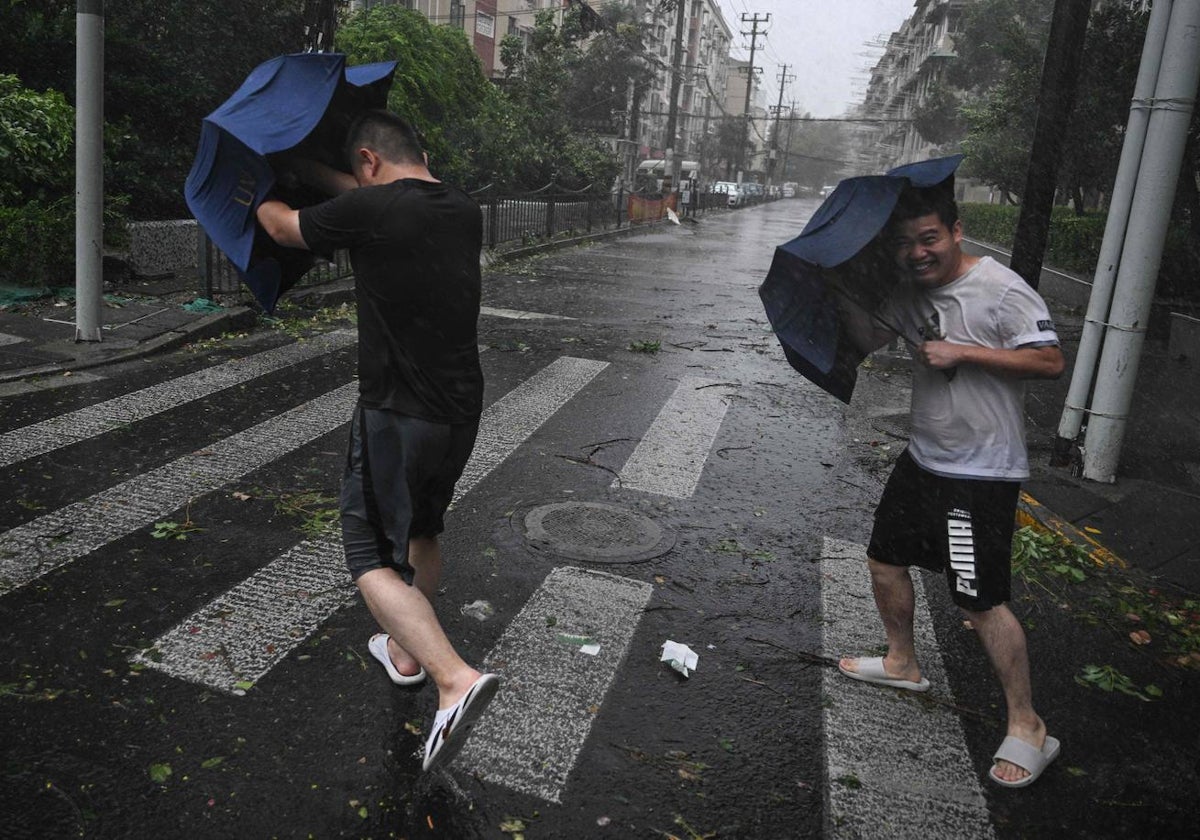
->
[837, 185, 1065, 789]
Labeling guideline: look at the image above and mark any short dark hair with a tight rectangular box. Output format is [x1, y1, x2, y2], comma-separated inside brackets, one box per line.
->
[890, 184, 959, 230]
[345, 110, 425, 167]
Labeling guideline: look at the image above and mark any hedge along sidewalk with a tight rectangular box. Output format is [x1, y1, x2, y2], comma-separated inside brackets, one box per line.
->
[958, 202, 1197, 300]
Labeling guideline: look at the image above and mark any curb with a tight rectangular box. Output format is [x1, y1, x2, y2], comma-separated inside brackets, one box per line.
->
[0, 305, 258, 384]
[1017, 491, 1126, 568]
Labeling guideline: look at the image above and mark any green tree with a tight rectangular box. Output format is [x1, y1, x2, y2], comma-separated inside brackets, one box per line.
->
[497, 7, 619, 189]
[946, 0, 1183, 215]
[1, 0, 306, 219]
[949, 0, 1050, 202]
[564, 4, 655, 137]
[0, 74, 73, 204]
[335, 5, 499, 189]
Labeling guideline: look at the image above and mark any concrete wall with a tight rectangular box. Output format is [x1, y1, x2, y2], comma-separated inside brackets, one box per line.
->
[127, 220, 198, 277]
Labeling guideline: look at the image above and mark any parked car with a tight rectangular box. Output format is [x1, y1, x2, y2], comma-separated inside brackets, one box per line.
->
[712, 181, 743, 207]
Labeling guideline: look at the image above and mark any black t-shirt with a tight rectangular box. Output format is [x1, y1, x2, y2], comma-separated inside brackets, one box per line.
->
[299, 179, 483, 423]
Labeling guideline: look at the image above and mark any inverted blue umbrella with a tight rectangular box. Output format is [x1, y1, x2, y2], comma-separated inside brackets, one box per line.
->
[758, 155, 963, 402]
[185, 52, 397, 313]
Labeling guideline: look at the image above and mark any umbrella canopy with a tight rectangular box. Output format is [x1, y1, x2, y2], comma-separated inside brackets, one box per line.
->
[185, 52, 396, 312]
[758, 155, 963, 403]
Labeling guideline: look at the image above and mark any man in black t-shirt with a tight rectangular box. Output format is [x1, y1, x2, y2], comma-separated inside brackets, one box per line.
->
[256, 110, 498, 773]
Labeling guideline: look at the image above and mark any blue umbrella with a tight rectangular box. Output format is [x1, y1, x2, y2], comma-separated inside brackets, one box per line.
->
[185, 52, 397, 313]
[758, 155, 963, 402]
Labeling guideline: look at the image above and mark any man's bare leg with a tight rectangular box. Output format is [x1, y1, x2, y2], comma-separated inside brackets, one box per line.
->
[966, 603, 1047, 784]
[377, 536, 442, 678]
[357, 559, 481, 710]
[839, 558, 923, 684]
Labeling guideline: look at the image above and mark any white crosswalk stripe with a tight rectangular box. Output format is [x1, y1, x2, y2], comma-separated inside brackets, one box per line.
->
[614, 376, 733, 498]
[455, 566, 653, 802]
[0, 382, 359, 596]
[133, 357, 609, 693]
[820, 536, 994, 839]
[0, 329, 356, 468]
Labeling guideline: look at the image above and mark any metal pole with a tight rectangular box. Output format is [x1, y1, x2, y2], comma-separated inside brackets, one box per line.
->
[739, 13, 768, 176]
[1082, 0, 1200, 483]
[75, 0, 104, 343]
[768, 65, 791, 188]
[1008, 0, 1091, 290]
[1053, 0, 1172, 464]
[664, 0, 687, 190]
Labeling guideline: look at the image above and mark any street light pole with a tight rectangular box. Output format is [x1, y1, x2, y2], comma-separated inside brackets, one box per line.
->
[75, 0, 104, 343]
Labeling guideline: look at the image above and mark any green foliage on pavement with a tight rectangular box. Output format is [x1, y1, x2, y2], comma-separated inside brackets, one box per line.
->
[1012, 524, 1200, 670]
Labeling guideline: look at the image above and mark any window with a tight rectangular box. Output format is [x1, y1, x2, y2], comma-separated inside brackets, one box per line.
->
[476, 11, 495, 37]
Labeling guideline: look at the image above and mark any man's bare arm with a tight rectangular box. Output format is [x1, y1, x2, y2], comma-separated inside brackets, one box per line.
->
[256, 199, 306, 250]
[916, 342, 1064, 380]
[286, 158, 357, 196]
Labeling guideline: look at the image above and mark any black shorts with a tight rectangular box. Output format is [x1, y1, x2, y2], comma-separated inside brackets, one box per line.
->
[340, 404, 479, 582]
[868, 449, 1020, 610]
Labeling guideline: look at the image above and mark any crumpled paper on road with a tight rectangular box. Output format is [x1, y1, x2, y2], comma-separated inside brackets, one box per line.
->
[660, 640, 698, 677]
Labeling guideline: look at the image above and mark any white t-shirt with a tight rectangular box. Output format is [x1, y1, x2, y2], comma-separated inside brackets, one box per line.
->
[878, 256, 1059, 480]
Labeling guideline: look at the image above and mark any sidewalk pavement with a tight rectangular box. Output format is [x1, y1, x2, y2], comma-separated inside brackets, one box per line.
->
[0, 276, 258, 387]
[1, 261, 1197, 600]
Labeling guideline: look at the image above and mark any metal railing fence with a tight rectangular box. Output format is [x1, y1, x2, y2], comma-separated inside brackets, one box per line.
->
[199, 184, 776, 304]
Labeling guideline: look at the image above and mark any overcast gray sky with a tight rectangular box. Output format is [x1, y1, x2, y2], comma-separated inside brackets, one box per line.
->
[713, 0, 917, 118]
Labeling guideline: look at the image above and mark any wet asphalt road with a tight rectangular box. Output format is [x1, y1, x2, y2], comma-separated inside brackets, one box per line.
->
[1, 200, 1196, 839]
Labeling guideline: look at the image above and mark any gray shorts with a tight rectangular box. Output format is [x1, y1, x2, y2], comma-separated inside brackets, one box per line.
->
[340, 404, 478, 582]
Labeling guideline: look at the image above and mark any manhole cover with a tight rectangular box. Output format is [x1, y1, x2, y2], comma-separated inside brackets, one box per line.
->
[523, 502, 674, 564]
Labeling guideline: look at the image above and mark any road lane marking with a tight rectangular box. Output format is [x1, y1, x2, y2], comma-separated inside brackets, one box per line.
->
[0, 329, 356, 468]
[133, 356, 609, 693]
[613, 377, 732, 498]
[455, 566, 653, 802]
[0, 382, 360, 596]
[820, 537, 994, 839]
[480, 306, 573, 321]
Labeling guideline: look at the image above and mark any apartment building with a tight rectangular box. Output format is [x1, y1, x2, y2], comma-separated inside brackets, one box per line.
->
[853, 0, 969, 171]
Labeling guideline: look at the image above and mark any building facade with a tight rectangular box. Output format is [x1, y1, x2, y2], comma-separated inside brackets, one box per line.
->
[853, 0, 968, 171]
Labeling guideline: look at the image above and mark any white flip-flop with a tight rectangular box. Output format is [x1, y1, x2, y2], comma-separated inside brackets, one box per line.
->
[837, 656, 931, 692]
[367, 633, 426, 686]
[989, 735, 1061, 788]
[422, 673, 501, 773]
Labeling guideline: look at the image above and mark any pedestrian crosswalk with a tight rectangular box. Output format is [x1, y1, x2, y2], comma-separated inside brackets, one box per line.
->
[132, 356, 609, 694]
[0, 329, 356, 469]
[0, 333, 827, 810]
[0, 334, 751, 797]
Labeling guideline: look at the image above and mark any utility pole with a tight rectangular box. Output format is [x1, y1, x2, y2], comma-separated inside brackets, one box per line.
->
[768, 64, 793, 187]
[739, 12, 769, 180]
[780, 98, 796, 179]
[1008, 0, 1090, 289]
[662, 0, 688, 191]
[75, 0, 104, 343]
